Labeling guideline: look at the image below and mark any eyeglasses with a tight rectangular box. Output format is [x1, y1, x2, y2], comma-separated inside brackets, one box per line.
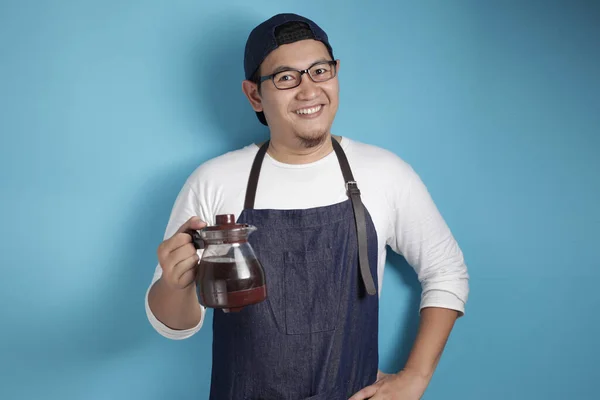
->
[259, 60, 337, 90]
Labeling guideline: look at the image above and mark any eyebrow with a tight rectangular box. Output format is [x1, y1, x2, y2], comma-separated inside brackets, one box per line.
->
[269, 58, 332, 75]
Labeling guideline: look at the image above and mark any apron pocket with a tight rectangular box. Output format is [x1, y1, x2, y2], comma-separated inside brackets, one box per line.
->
[284, 247, 340, 335]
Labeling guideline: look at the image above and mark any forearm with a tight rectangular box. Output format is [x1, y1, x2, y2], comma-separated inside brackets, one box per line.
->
[148, 278, 203, 330]
[402, 307, 459, 380]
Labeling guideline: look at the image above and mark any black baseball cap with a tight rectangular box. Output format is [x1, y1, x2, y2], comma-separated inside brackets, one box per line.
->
[244, 13, 334, 126]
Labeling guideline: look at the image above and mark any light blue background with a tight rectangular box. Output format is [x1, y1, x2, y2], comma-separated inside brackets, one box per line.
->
[1, 1, 599, 399]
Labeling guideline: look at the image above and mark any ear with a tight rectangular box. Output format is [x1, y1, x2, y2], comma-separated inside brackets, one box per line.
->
[242, 80, 263, 112]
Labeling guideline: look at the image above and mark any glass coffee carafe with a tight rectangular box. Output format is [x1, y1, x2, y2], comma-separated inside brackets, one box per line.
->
[188, 214, 267, 312]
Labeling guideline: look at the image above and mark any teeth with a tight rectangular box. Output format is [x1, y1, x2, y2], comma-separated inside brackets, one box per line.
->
[296, 105, 322, 115]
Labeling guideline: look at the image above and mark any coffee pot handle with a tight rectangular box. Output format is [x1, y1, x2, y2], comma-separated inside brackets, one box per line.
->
[186, 229, 205, 250]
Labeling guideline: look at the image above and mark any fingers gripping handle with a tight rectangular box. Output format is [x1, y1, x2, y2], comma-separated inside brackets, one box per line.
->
[186, 229, 205, 250]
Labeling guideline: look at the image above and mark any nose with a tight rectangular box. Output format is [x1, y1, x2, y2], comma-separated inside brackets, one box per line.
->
[295, 72, 319, 101]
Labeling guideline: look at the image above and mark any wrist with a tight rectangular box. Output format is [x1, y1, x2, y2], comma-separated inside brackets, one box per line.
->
[399, 365, 434, 383]
[157, 276, 197, 294]
[149, 278, 202, 329]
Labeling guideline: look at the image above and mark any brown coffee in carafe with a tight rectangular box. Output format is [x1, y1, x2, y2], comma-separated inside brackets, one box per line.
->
[197, 257, 267, 311]
[188, 214, 267, 312]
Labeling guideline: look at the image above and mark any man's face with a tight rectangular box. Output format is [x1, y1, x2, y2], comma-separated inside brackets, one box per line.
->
[253, 40, 339, 147]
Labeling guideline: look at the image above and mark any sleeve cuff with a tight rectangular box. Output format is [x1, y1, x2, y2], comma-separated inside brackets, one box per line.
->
[144, 284, 205, 340]
[420, 289, 466, 317]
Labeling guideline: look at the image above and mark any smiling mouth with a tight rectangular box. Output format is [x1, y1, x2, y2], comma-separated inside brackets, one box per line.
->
[295, 105, 323, 115]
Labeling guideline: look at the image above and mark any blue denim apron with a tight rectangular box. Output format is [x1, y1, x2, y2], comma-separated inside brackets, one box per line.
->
[209, 138, 379, 400]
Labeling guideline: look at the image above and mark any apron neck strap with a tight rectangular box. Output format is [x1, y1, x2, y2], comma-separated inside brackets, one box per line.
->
[245, 137, 351, 210]
[331, 136, 355, 185]
[244, 140, 270, 210]
[332, 138, 378, 296]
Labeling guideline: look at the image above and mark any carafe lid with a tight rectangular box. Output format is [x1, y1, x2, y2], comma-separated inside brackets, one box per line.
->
[189, 214, 256, 249]
[204, 214, 247, 231]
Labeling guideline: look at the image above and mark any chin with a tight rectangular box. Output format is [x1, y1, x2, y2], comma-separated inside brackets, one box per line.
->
[295, 128, 329, 148]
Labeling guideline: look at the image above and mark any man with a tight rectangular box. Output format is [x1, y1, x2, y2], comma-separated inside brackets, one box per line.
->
[146, 13, 469, 400]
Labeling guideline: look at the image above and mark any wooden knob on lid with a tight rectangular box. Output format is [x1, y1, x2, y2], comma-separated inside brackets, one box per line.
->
[216, 214, 236, 225]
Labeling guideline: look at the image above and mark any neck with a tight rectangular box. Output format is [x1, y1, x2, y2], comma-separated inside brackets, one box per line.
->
[262, 133, 342, 165]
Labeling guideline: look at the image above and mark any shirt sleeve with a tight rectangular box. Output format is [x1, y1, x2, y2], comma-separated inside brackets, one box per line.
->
[145, 179, 210, 339]
[387, 166, 470, 316]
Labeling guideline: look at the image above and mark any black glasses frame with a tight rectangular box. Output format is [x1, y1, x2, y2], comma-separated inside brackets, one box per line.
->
[258, 60, 338, 90]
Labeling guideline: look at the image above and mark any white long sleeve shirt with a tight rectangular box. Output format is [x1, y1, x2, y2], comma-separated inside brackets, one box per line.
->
[145, 137, 469, 339]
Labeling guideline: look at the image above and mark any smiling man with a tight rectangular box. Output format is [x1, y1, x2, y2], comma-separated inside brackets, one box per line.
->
[243, 32, 339, 153]
[146, 13, 470, 400]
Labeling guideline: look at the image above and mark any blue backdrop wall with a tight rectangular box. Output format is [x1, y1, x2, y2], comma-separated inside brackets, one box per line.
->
[1, 1, 599, 399]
